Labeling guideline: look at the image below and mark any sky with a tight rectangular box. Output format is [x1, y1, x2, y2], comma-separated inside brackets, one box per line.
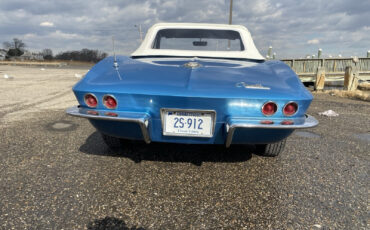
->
[0, 0, 369, 58]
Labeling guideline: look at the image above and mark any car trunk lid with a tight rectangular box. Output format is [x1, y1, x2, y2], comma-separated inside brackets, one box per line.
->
[82, 56, 308, 100]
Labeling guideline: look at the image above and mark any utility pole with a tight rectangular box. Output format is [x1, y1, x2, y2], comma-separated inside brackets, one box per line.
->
[139, 24, 143, 42]
[228, 0, 233, 25]
[135, 24, 143, 42]
[228, 0, 233, 49]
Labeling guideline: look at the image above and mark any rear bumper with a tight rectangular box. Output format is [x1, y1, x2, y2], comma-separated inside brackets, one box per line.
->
[66, 106, 318, 147]
[225, 114, 318, 147]
[66, 106, 151, 144]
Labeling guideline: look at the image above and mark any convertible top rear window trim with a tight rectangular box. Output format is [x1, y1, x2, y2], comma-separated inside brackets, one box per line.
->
[131, 55, 265, 63]
[152, 28, 245, 51]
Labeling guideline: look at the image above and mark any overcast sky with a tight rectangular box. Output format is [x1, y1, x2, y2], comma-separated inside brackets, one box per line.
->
[0, 0, 369, 58]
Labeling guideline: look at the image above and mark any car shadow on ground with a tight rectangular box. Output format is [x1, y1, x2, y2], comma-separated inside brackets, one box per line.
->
[79, 132, 254, 165]
[87, 216, 145, 230]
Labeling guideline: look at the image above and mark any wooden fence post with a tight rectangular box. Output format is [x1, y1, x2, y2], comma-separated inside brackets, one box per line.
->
[344, 66, 359, 91]
[315, 67, 325, 90]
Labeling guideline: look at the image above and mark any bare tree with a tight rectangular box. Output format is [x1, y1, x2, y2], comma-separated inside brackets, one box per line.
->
[3, 38, 26, 50]
[42, 48, 53, 60]
[3, 38, 26, 57]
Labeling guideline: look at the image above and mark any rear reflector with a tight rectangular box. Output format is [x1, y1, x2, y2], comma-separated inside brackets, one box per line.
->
[260, 120, 274, 125]
[87, 110, 99, 115]
[262, 102, 277, 116]
[103, 95, 117, 109]
[84, 94, 97, 108]
[283, 102, 298, 116]
[105, 112, 118, 117]
[281, 120, 294, 125]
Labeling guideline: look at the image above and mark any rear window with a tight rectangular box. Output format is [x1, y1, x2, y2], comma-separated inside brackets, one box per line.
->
[152, 29, 245, 52]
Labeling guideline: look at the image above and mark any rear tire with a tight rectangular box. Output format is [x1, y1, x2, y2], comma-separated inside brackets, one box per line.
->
[101, 133, 123, 150]
[255, 139, 286, 157]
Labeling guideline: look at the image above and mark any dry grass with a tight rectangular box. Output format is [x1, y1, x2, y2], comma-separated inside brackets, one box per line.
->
[0, 60, 94, 67]
[358, 82, 370, 91]
[0, 60, 65, 66]
[315, 89, 370, 101]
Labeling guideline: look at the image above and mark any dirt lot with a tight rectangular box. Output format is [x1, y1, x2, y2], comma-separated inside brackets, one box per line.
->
[0, 65, 88, 125]
[0, 65, 369, 229]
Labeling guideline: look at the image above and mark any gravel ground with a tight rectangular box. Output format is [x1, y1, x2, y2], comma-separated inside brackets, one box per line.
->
[0, 66, 369, 229]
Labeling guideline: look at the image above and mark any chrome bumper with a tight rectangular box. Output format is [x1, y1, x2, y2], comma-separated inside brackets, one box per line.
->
[67, 106, 318, 148]
[225, 114, 318, 147]
[66, 106, 151, 144]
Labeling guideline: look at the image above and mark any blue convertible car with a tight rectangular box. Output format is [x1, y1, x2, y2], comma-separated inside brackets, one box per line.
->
[67, 23, 318, 156]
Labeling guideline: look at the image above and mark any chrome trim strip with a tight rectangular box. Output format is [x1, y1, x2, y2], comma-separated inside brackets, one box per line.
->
[66, 106, 151, 144]
[160, 108, 217, 138]
[236, 82, 270, 90]
[225, 114, 319, 148]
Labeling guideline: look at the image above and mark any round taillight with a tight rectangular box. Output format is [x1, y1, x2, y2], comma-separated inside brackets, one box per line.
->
[84, 94, 97, 108]
[262, 102, 277, 116]
[103, 95, 117, 109]
[283, 102, 298, 116]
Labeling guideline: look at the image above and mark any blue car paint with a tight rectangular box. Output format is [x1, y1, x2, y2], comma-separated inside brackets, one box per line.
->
[72, 56, 313, 145]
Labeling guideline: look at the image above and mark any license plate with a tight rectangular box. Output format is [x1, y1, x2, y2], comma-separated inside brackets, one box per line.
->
[161, 109, 215, 137]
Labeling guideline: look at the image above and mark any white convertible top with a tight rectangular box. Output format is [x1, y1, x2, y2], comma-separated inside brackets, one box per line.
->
[131, 23, 265, 60]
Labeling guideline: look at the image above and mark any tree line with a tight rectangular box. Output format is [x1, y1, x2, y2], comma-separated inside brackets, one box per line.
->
[2, 38, 108, 63]
[55, 49, 107, 63]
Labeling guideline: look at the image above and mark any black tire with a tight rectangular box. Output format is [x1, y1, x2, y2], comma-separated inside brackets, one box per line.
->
[101, 133, 123, 150]
[255, 139, 286, 157]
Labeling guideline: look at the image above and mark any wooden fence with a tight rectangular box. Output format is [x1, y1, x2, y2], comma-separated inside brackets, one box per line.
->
[281, 58, 370, 83]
